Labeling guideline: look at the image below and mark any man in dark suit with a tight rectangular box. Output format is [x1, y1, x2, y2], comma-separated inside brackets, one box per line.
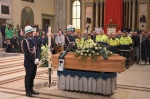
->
[22, 25, 39, 97]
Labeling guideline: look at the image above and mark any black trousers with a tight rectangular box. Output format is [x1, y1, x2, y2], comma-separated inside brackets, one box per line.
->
[109, 46, 117, 53]
[145, 49, 150, 63]
[25, 66, 37, 93]
[120, 51, 130, 67]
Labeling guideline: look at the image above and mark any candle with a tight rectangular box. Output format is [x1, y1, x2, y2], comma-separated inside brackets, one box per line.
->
[48, 26, 52, 68]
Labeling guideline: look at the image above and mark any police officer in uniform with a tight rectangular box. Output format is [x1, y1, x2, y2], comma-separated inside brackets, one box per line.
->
[119, 30, 133, 68]
[22, 26, 39, 97]
[65, 25, 76, 52]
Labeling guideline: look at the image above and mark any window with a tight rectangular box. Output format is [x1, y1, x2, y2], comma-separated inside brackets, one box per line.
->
[72, 0, 81, 29]
[1, 5, 9, 14]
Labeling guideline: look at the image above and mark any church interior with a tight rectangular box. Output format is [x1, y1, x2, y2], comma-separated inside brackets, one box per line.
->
[0, 0, 150, 99]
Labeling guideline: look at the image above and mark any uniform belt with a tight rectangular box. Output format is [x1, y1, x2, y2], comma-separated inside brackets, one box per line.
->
[120, 44, 130, 45]
[120, 50, 130, 52]
[109, 45, 117, 47]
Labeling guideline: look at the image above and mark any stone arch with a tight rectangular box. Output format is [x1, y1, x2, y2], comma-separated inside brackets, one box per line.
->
[21, 6, 34, 29]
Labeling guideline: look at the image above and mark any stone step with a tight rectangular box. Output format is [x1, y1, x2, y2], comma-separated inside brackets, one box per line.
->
[0, 67, 47, 84]
[0, 66, 24, 75]
[0, 53, 24, 61]
[0, 60, 23, 66]
[0, 53, 48, 86]
[0, 62, 23, 69]
[0, 53, 24, 58]
[0, 59, 23, 64]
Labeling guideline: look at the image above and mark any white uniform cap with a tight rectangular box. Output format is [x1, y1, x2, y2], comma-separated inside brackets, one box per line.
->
[66, 25, 74, 31]
[24, 25, 34, 34]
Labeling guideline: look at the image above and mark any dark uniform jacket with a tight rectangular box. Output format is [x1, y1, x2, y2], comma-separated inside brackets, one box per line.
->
[145, 36, 150, 49]
[22, 37, 36, 67]
[132, 35, 140, 47]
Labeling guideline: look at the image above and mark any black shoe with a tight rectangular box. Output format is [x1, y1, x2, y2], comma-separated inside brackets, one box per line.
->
[26, 92, 33, 97]
[126, 66, 129, 69]
[31, 90, 39, 95]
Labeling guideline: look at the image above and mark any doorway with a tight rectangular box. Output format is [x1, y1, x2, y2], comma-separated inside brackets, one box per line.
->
[42, 14, 55, 33]
[42, 19, 50, 31]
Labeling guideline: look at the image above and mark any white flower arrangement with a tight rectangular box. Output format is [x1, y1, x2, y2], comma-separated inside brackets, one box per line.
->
[40, 45, 48, 67]
[75, 43, 113, 61]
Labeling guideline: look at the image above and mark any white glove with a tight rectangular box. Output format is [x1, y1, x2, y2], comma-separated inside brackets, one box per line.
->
[34, 58, 39, 65]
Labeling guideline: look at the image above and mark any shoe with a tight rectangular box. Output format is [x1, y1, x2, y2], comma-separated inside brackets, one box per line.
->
[126, 66, 129, 69]
[26, 92, 33, 97]
[31, 90, 39, 95]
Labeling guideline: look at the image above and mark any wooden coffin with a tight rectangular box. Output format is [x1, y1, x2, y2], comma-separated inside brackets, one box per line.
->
[52, 53, 126, 73]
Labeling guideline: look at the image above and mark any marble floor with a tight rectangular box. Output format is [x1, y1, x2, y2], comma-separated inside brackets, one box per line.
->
[0, 53, 150, 99]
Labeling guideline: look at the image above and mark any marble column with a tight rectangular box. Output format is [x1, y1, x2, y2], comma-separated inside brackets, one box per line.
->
[126, 1, 129, 28]
[55, 0, 66, 31]
[124, 0, 127, 28]
[95, 1, 99, 28]
[100, 0, 103, 28]
[135, 0, 138, 30]
[132, 0, 136, 31]
[123, 0, 125, 28]
[128, 0, 131, 28]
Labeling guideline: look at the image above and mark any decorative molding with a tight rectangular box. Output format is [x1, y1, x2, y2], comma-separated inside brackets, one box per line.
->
[138, 0, 149, 3]
[85, 0, 94, 2]
[0, 0, 11, 4]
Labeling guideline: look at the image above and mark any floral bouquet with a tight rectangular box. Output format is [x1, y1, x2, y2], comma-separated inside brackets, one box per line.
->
[40, 45, 48, 67]
[75, 43, 113, 61]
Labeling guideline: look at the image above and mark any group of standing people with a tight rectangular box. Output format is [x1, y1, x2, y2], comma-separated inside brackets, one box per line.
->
[52, 26, 150, 67]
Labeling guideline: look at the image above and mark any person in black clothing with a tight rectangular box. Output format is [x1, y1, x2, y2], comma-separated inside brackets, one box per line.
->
[17, 31, 24, 53]
[65, 25, 76, 52]
[91, 31, 97, 43]
[132, 31, 140, 64]
[22, 25, 39, 97]
[64, 32, 69, 51]
[3, 39, 12, 53]
[144, 33, 150, 65]
[33, 31, 42, 59]
[11, 34, 18, 53]
[141, 32, 147, 62]
[45, 33, 56, 54]
[41, 34, 46, 46]
[0, 23, 6, 48]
